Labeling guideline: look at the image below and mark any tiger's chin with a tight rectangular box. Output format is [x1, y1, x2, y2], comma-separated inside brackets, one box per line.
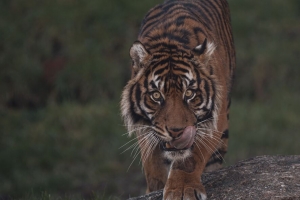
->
[161, 142, 194, 161]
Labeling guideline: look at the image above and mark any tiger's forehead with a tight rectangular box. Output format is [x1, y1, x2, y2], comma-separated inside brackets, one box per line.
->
[148, 63, 196, 93]
[154, 71, 192, 82]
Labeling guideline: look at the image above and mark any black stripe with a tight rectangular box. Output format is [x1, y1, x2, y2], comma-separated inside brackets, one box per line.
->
[142, 4, 162, 21]
[135, 83, 150, 121]
[140, 18, 160, 36]
[206, 148, 227, 167]
[144, 77, 148, 89]
[206, 73, 216, 113]
[193, 102, 202, 108]
[189, 79, 196, 86]
[155, 130, 166, 138]
[171, 58, 191, 68]
[203, 79, 210, 107]
[144, 99, 155, 113]
[176, 15, 186, 26]
[209, 65, 214, 75]
[175, 15, 199, 25]
[221, 129, 229, 139]
[141, 4, 186, 36]
[180, 74, 192, 82]
[195, 1, 216, 26]
[184, 4, 212, 31]
[149, 31, 191, 46]
[193, 65, 201, 84]
[141, 5, 164, 26]
[173, 67, 190, 75]
[146, 42, 177, 52]
[149, 80, 157, 89]
[163, 158, 171, 165]
[150, 59, 169, 70]
[154, 66, 168, 76]
[129, 86, 142, 123]
[205, 157, 223, 167]
[162, 1, 177, 12]
[201, 0, 223, 31]
[218, 149, 227, 155]
[193, 27, 205, 44]
[197, 111, 212, 123]
[227, 97, 231, 109]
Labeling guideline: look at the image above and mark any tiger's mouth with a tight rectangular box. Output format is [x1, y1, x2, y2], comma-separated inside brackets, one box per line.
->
[160, 141, 194, 152]
[160, 126, 196, 151]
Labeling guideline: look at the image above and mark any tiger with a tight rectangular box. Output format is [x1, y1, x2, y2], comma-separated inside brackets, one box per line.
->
[121, 0, 235, 199]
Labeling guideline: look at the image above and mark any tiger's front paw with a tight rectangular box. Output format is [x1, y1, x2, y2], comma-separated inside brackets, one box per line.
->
[163, 183, 207, 200]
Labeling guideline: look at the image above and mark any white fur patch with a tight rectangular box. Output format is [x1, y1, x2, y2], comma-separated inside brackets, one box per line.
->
[200, 192, 207, 200]
[164, 149, 192, 161]
[195, 41, 216, 61]
[130, 42, 148, 64]
[185, 70, 194, 81]
[206, 41, 216, 58]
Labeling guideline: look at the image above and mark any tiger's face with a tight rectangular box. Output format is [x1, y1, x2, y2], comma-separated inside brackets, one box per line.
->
[121, 39, 219, 161]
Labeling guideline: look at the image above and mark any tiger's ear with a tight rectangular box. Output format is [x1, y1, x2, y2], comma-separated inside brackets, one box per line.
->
[130, 41, 149, 73]
[192, 38, 216, 64]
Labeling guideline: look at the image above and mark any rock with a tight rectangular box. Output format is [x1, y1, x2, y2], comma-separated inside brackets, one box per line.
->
[127, 155, 300, 200]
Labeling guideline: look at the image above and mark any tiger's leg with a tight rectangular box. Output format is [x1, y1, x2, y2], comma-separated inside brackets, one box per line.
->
[143, 144, 169, 193]
[163, 104, 229, 199]
[163, 140, 216, 200]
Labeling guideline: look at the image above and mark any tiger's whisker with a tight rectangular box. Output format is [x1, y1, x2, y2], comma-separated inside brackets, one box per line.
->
[127, 132, 154, 170]
[196, 127, 225, 135]
[141, 132, 158, 164]
[195, 136, 214, 156]
[127, 149, 141, 172]
[122, 126, 150, 136]
[194, 141, 205, 163]
[197, 130, 227, 147]
[119, 131, 149, 149]
[199, 134, 226, 164]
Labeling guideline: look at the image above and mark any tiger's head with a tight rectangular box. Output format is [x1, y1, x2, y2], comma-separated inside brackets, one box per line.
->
[121, 39, 221, 161]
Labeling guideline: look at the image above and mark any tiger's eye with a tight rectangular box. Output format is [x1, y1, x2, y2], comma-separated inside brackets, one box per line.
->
[185, 89, 194, 98]
[152, 91, 161, 101]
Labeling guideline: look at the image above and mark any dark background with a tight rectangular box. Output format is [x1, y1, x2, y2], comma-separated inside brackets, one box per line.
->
[0, 0, 299, 199]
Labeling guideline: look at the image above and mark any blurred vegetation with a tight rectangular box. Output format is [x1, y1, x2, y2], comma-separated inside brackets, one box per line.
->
[0, 0, 299, 199]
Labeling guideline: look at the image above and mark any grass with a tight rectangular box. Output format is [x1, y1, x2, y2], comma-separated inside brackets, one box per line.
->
[227, 92, 300, 165]
[0, 101, 144, 199]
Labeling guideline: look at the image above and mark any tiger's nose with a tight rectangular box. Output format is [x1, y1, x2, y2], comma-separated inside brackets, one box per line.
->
[167, 127, 185, 139]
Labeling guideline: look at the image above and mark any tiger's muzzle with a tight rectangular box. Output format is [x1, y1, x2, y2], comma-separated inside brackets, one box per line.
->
[161, 126, 196, 151]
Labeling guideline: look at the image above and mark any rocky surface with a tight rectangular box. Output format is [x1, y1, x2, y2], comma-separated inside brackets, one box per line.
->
[128, 155, 300, 200]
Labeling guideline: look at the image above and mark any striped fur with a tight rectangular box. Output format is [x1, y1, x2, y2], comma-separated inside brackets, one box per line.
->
[121, 0, 235, 199]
